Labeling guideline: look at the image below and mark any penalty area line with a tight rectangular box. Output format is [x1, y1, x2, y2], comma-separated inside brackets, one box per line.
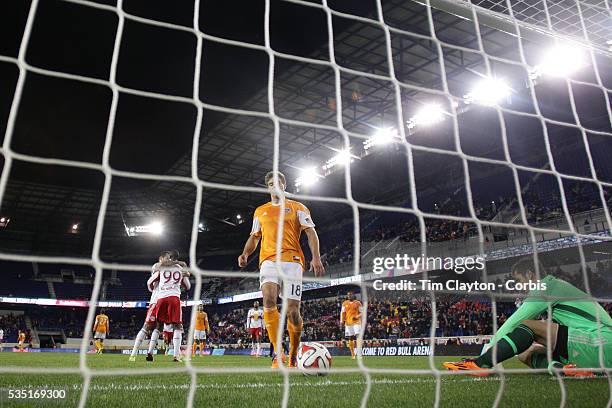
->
[4, 377, 507, 392]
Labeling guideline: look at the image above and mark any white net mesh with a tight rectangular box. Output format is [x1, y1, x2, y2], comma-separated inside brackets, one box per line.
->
[470, 0, 611, 49]
[0, 0, 611, 406]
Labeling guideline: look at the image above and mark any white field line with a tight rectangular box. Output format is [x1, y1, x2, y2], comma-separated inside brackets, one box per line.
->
[1, 375, 594, 393]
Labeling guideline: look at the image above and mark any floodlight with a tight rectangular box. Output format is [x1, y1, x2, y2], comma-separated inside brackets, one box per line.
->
[407, 104, 445, 129]
[364, 128, 399, 150]
[323, 149, 354, 170]
[533, 45, 586, 78]
[150, 221, 163, 235]
[295, 167, 322, 187]
[335, 149, 351, 165]
[464, 78, 510, 105]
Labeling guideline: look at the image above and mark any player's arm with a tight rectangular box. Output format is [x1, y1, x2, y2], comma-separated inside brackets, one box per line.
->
[205, 315, 210, 333]
[181, 274, 191, 290]
[93, 317, 99, 332]
[340, 304, 346, 325]
[238, 233, 261, 268]
[304, 227, 324, 276]
[297, 204, 324, 276]
[178, 261, 191, 278]
[246, 311, 251, 329]
[147, 271, 160, 291]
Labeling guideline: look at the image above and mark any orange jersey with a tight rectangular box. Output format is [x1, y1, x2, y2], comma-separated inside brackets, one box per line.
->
[94, 314, 109, 333]
[195, 311, 209, 331]
[18, 333, 25, 342]
[341, 300, 362, 325]
[250, 199, 315, 267]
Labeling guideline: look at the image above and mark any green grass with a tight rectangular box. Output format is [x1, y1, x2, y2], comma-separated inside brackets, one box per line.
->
[0, 353, 608, 407]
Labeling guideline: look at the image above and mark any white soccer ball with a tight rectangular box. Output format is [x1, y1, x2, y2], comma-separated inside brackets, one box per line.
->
[297, 342, 332, 376]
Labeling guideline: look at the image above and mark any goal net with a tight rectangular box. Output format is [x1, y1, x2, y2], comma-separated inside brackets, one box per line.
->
[0, 0, 610, 407]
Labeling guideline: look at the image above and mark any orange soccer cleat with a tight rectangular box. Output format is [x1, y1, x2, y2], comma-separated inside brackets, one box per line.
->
[442, 359, 489, 377]
[271, 353, 287, 369]
[562, 364, 596, 378]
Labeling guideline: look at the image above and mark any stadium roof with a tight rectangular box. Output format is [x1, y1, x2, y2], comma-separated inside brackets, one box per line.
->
[0, 0, 610, 259]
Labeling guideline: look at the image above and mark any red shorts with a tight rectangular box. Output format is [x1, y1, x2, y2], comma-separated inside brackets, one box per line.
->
[249, 327, 262, 339]
[149, 296, 182, 324]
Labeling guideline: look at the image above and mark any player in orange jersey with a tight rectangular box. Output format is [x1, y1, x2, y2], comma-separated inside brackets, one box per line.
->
[238, 171, 325, 369]
[341, 291, 363, 359]
[93, 309, 110, 354]
[192, 304, 209, 357]
[17, 330, 26, 351]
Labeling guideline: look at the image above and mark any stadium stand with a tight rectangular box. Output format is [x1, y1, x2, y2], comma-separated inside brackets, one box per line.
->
[5, 263, 610, 346]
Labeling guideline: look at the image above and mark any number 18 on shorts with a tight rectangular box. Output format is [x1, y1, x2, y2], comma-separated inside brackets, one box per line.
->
[259, 261, 303, 300]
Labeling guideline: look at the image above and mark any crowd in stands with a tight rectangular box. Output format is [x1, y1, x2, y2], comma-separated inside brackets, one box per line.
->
[3, 294, 516, 345]
[522, 184, 608, 224]
[205, 294, 522, 345]
[552, 262, 610, 297]
[3, 286, 611, 347]
[322, 195, 491, 265]
[0, 313, 27, 342]
[322, 185, 611, 267]
[489, 260, 611, 298]
[11, 257, 607, 346]
[27, 307, 143, 340]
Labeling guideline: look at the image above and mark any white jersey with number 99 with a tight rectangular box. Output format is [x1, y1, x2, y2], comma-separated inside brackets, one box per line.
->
[147, 265, 189, 300]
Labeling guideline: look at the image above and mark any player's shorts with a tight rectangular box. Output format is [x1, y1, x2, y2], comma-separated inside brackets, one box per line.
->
[194, 330, 207, 340]
[564, 325, 612, 368]
[150, 296, 182, 324]
[344, 324, 361, 337]
[145, 302, 157, 325]
[94, 332, 106, 340]
[259, 260, 303, 301]
[249, 327, 263, 339]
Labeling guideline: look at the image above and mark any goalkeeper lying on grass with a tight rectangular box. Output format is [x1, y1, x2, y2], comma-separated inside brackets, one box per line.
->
[443, 257, 612, 377]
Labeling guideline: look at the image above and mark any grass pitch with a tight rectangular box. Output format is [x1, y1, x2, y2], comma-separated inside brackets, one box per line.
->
[0, 353, 608, 407]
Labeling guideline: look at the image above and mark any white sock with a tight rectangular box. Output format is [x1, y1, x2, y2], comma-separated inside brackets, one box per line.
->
[173, 330, 181, 358]
[131, 329, 146, 356]
[256, 343, 261, 355]
[147, 329, 160, 354]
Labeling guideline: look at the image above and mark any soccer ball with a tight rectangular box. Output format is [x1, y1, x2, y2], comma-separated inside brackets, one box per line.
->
[297, 342, 332, 376]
